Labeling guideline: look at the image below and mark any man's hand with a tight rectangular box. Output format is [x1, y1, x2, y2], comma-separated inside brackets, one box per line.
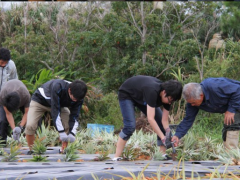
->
[171, 136, 179, 147]
[67, 134, 75, 143]
[59, 132, 68, 142]
[13, 127, 21, 141]
[224, 111, 235, 125]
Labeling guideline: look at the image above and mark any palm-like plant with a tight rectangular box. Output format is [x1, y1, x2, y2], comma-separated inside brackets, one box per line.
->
[94, 145, 110, 161]
[1, 145, 21, 162]
[32, 137, 47, 155]
[217, 148, 240, 165]
[22, 68, 70, 95]
[121, 144, 141, 161]
[48, 127, 59, 147]
[36, 122, 50, 145]
[151, 146, 164, 161]
[63, 141, 80, 162]
[29, 155, 48, 162]
[0, 137, 5, 148]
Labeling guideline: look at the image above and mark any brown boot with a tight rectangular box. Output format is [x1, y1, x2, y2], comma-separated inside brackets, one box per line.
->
[223, 131, 239, 150]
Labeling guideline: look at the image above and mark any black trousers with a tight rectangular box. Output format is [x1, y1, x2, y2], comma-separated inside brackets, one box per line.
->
[0, 106, 25, 145]
[0, 105, 8, 145]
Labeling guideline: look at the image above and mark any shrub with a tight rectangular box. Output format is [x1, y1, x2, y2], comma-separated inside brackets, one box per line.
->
[93, 92, 123, 131]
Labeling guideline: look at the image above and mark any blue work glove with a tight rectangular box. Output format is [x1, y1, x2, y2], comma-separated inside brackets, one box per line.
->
[13, 127, 21, 141]
[67, 134, 75, 143]
[59, 132, 68, 142]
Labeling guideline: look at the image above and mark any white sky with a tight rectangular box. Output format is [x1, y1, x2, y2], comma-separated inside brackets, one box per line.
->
[0, 2, 24, 10]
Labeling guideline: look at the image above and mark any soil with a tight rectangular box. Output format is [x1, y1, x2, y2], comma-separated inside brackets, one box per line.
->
[135, 117, 154, 133]
[114, 116, 153, 134]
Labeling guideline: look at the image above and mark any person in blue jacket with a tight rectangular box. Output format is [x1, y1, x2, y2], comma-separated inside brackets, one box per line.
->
[172, 77, 240, 150]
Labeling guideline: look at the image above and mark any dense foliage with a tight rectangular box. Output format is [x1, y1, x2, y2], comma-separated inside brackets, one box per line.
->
[1, 2, 240, 136]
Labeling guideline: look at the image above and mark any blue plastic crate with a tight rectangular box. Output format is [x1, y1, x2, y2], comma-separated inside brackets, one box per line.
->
[87, 124, 114, 136]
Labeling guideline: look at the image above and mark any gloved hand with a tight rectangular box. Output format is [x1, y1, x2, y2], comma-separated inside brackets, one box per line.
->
[165, 128, 172, 141]
[164, 127, 172, 149]
[67, 134, 75, 143]
[59, 132, 68, 142]
[13, 127, 21, 141]
[161, 137, 167, 147]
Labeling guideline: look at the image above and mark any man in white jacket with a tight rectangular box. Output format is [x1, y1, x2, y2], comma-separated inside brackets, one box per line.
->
[0, 48, 18, 146]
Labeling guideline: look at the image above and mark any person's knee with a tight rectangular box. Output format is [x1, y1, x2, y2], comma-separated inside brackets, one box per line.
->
[25, 122, 38, 135]
[120, 127, 136, 141]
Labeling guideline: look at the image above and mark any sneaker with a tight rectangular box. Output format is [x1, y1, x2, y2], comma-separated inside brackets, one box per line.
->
[112, 157, 123, 161]
[27, 150, 34, 155]
[59, 149, 66, 154]
[162, 154, 172, 160]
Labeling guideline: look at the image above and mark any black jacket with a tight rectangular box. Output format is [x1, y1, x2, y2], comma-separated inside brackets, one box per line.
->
[32, 79, 83, 136]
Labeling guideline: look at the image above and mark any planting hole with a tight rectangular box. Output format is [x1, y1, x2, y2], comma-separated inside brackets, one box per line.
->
[8, 163, 17, 165]
[104, 167, 114, 170]
[135, 163, 144, 164]
[191, 162, 201, 164]
[42, 163, 50, 165]
[208, 167, 214, 169]
[163, 163, 173, 164]
[67, 170, 74, 172]
[105, 163, 113, 164]
[28, 171, 38, 174]
[75, 163, 82, 164]
[47, 148, 54, 150]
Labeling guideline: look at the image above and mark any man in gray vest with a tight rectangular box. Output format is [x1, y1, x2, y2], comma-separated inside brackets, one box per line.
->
[0, 79, 31, 143]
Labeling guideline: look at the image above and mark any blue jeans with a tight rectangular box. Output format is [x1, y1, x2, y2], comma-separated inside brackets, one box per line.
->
[119, 99, 165, 146]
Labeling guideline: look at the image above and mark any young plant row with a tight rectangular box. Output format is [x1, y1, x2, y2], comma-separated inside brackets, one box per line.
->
[0, 124, 240, 165]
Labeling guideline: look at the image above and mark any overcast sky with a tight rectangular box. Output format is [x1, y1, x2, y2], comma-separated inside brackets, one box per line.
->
[0, 2, 24, 10]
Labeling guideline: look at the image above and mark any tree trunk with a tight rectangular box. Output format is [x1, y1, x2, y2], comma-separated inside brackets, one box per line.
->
[24, 3, 28, 54]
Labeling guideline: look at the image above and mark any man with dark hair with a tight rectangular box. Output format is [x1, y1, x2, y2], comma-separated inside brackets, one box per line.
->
[172, 77, 240, 151]
[0, 48, 18, 145]
[0, 79, 30, 143]
[113, 75, 182, 161]
[25, 79, 87, 154]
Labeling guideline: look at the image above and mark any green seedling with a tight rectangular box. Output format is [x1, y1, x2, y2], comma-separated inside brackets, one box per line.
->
[32, 137, 47, 155]
[63, 141, 80, 162]
[1, 145, 21, 162]
[29, 155, 48, 162]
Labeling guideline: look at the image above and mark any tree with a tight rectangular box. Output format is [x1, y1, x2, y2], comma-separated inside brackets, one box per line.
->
[221, 2, 240, 41]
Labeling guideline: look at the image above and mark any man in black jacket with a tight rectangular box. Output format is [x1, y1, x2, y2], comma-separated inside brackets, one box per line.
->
[25, 79, 87, 153]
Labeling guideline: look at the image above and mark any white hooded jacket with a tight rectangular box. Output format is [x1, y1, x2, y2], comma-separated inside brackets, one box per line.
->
[0, 60, 18, 91]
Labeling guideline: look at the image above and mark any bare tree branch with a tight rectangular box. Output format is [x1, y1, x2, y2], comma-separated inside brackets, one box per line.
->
[40, 61, 54, 71]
